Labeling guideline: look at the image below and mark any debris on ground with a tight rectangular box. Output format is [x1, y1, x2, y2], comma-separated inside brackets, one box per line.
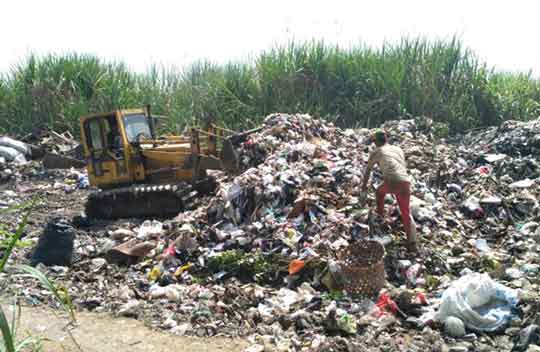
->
[2, 114, 540, 352]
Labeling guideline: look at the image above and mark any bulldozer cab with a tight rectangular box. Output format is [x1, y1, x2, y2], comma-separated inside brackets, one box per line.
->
[81, 108, 151, 188]
[122, 111, 156, 143]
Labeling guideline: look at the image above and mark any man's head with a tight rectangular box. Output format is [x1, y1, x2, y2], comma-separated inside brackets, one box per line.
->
[372, 130, 387, 147]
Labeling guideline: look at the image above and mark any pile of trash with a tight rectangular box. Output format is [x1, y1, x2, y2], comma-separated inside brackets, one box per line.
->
[0, 127, 84, 172]
[463, 118, 540, 158]
[3, 114, 540, 351]
[0, 128, 87, 207]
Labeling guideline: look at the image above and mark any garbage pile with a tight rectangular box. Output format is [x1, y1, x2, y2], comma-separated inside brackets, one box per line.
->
[0, 128, 87, 208]
[0, 128, 84, 175]
[3, 114, 540, 352]
[205, 114, 368, 272]
[463, 118, 540, 158]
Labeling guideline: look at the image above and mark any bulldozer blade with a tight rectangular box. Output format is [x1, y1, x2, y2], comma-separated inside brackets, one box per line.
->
[193, 175, 218, 195]
[220, 139, 240, 172]
[219, 126, 263, 172]
[227, 126, 264, 145]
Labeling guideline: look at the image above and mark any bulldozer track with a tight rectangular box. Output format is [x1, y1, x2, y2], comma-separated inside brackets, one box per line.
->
[85, 182, 198, 219]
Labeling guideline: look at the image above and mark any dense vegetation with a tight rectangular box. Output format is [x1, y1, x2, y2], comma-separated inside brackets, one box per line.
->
[1, 37, 539, 136]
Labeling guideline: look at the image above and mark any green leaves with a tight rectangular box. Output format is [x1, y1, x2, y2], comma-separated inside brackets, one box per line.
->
[0, 303, 16, 352]
[0, 198, 36, 273]
[0, 40, 539, 135]
[15, 265, 76, 323]
[0, 303, 41, 352]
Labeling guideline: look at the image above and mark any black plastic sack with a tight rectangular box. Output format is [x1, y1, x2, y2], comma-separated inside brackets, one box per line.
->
[31, 218, 75, 266]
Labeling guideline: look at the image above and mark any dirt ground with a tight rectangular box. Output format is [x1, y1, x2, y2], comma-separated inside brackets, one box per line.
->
[2, 304, 248, 352]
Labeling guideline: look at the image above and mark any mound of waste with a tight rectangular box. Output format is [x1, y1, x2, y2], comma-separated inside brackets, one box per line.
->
[3, 114, 540, 352]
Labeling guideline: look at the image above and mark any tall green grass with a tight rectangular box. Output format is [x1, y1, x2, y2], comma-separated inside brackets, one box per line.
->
[0, 302, 41, 352]
[1, 37, 539, 135]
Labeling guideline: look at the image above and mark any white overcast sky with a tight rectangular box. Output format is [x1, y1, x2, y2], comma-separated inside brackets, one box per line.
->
[2, 0, 539, 75]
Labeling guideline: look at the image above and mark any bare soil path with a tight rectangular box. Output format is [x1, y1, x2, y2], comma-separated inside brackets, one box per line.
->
[3, 304, 249, 352]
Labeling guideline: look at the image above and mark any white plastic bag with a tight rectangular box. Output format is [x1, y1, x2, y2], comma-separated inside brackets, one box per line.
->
[148, 284, 183, 301]
[0, 136, 30, 156]
[226, 183, 242, 201]
[411, 196, 436, 222]
[0, 146, 26, 164]
[464, 276, 495, 308]
[136, 220, 164, 240]
[436, 273, 519, 332]
[510, 179, 535, 189]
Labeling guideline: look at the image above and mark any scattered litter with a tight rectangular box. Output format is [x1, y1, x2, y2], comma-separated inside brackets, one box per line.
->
[3, 114, 540, 351]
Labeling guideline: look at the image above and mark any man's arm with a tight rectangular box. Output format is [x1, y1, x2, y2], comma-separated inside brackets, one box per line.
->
[361, 152, 377, 191]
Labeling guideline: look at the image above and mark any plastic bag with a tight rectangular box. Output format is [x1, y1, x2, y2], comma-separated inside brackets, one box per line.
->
[411, 196, 436, 222]
[148, 284, 182, 301]
[0, 136, 30, 155]
[136, 220, 164, 240]
[510, 179, 535, 189]
[226, 183, 242, 201]
[375, 293, 399, 317]
[461, 196, 484, 218]
[31, 218, 75, 267]
[0, 146, 26, 164]
[288, 259, 305, 275]
[474, 239, 490, 253]
[336, 309, 357, 334]
[436, 273, 519, 332]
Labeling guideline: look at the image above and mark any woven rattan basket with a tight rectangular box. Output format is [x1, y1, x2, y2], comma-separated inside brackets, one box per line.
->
[337, 240, 386, 296]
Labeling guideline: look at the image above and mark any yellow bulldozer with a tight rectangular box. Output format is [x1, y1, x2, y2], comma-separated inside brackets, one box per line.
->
[80, 105, 257, 219]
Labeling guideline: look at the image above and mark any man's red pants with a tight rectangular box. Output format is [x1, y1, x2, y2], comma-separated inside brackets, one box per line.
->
[376, 180, 417, 242]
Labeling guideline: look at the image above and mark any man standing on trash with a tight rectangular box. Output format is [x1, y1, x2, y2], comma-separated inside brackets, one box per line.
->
[361, 130, 418, 253]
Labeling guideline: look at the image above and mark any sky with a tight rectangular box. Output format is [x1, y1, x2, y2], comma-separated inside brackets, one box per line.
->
[2, 0, 539, 75]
